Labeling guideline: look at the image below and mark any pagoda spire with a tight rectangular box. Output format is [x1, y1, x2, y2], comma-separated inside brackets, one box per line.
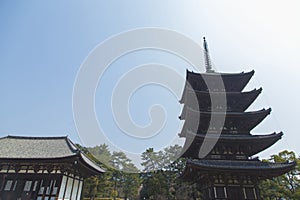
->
[203, 37, 215, 73]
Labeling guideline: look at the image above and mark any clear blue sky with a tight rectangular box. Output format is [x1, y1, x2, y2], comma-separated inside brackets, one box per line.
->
[1, 1, 299, 164]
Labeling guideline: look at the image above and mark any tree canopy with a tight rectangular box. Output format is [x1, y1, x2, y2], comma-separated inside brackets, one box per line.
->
[78, 144, 299, 200]
[259, 150, 300, 200]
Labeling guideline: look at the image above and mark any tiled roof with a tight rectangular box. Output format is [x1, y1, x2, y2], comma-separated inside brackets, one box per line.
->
[188, 159, 296, 171]
[185, 70, 255, 92]
[185, 131, 283, 141]
[0, 136, 77, 159]
[0, 135, 105, 174]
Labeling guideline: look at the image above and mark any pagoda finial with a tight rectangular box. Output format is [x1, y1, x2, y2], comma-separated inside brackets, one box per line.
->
[203, 37, 214, 73]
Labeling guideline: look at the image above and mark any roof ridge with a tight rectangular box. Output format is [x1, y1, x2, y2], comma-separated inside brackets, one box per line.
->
[3, 135, 68, 140]
[64, 137, 80, 153]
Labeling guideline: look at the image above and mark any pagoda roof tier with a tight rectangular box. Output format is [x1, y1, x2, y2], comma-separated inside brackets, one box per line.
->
[180, 132, 283, 158]
[180, 88, 262, 112]
[0, 135, 105, 177]
[183, 70, 254, 93]
[181, 159, 296, 180]
[179, 108, 271, 135]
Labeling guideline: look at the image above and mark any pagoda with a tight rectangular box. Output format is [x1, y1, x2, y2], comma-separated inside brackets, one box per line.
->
[179, 38, 296, 200]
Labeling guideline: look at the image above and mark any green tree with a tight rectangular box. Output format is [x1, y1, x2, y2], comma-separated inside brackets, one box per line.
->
[141, 148, 164, 172]
[82, 145, 141, 199]
[76, 144, 108, 198]
[162, 144, 184, 171]
[109, 151, 141, 200]
[140, 145, 200, 200]
[259, 150, 300, 200]
[88, 144, 111, 166]
[141, 148, 170, 199]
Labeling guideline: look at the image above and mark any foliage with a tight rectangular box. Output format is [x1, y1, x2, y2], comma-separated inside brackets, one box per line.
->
[140, 146, 201, 200]
[79, 144, 300, 200]
[259, 150, 300, 200]
[80, 144, 141, 200]
[110, 151, 141, 200]
[80, 144, 200, 200]
[88, 144, 111, 167]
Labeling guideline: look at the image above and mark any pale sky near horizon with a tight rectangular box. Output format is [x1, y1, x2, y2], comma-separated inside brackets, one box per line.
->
[0, 1, 299, 166]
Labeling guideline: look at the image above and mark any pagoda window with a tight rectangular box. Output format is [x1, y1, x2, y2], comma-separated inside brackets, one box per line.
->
[244, 187, 257, 199]
[38, 180, 45, 195]
[214, 186, 227, 198]
[4, 180, 13, 191]
[23, 181, 32, 191]
[32, 180, 38, 191]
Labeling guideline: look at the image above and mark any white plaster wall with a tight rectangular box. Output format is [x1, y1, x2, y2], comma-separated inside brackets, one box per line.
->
[64, 176, 74, 200]
[58, 175, 68, 200]
[71, 178, 79, 200]
[77, 180, 83, 200]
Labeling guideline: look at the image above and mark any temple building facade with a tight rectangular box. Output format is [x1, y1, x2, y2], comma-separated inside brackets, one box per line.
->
[179, 38, 296, 200]
[0, 136, 105, 200]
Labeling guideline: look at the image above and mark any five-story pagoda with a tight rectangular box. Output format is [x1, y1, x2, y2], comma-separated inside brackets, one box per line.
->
[179, 37, 296, 200]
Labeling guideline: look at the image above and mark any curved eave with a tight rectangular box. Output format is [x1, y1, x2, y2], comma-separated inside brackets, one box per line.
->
[79, 152, 105, 174]
[183, 87, 262, 96]
[179, 108, 271, 134]
[186, 69, 255, 78]
[184, 159, 296, 179]
[181, 132, 283, 157]
[67, 138, 106, 175]
[184, 69, 254, 92]
[186, 132, 282, 142]
[180, 88, 262, 112]
[180, 107, 271, 119]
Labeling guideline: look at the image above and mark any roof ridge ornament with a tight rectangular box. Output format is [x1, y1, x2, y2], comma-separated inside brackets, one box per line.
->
[203, 37, 215, 73]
